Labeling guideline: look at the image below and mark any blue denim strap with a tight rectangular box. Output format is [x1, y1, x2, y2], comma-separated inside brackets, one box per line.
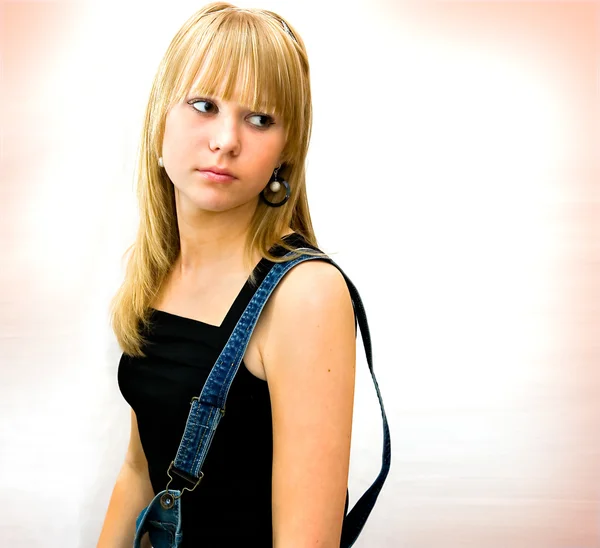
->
[169, 249, 391, 548]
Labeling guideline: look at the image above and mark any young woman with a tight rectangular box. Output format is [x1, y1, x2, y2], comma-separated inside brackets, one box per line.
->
[97, 3, 388, 547]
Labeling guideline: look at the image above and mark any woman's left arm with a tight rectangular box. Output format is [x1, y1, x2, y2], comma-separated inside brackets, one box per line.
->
[261, 260, 357, 548]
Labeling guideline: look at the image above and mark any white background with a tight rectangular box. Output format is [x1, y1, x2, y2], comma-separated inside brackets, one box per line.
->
[0, 1, 599, 546]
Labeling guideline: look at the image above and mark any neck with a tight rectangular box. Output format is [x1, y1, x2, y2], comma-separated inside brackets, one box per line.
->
[173, 194, 258, 277]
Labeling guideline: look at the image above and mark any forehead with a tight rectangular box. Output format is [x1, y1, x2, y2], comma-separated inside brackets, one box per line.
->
[187, 74, 245, 104]
[172, 36, 289, 116]
[183, 64, 281, 117]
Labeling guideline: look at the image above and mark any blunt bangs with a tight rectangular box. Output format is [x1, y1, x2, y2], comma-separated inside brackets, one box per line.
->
[169, 11, 303, 132]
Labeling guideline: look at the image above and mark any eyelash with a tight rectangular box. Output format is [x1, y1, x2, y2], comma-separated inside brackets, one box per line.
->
[187, 98, 276, 129]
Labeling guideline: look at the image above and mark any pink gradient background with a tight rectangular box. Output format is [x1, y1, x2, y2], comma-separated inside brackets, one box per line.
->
[0, 1, 598, 546]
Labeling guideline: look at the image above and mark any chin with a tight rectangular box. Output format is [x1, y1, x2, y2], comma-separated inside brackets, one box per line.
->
[177, 184, 260, 214]
[193, 194, 259, 214]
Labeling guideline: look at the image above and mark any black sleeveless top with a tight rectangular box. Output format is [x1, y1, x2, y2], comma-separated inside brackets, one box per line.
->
[118, 233, 319, 546]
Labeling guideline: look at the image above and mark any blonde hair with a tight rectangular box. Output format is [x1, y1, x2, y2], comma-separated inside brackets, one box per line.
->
[110, 2, 325, 357]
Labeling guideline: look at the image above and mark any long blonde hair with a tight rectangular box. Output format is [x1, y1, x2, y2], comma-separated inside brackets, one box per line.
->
[110, 2, 324, 357]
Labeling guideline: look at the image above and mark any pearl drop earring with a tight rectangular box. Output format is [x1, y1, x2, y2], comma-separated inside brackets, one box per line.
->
[269, 166, 282, 192]
[158, 157, 164, 168]
[261, 165, 291, 208]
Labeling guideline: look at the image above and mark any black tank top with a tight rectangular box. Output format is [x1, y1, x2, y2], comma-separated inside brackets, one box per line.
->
[118, 233, 318, 546]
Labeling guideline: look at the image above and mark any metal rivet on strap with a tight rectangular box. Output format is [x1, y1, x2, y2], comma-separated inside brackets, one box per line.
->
[160, 492, 175, 510]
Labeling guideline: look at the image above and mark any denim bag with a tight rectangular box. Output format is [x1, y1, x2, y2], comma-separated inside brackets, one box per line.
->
[133, 250, 392, 547]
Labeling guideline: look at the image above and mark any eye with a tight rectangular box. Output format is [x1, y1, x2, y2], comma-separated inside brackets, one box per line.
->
[247, 114, 275, 129]
[189, 99, 217, 114]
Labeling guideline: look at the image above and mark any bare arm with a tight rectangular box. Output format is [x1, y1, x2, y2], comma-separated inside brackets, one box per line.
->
[261, 261, 356, 548]
[97, 409, 155, 548]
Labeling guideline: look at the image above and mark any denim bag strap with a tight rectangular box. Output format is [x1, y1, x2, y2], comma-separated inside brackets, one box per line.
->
[164, 249, 391, 547]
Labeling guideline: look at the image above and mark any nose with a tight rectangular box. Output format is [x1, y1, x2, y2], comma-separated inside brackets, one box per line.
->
[208, 114, 241, 156]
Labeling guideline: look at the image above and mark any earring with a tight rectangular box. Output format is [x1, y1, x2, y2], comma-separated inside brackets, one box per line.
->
[261, 166, 291, 208]
[269, 166, 282, 192]
[158, 157, 164, 168]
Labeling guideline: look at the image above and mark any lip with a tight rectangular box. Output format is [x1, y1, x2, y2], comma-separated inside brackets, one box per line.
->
[205, 165, 235, 176]
[197, 168, 236, 183]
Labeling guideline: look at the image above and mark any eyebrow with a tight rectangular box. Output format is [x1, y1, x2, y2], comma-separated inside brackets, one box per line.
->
[186, 94, 279, 115]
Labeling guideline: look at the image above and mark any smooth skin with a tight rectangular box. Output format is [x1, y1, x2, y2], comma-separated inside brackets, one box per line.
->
[99, 88, 356, 547]
[97, 411, 154, 548]
[260, 260, 356, 547]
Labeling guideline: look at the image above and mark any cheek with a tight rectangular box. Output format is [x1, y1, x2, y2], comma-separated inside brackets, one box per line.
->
[162, 110, 197, 163]
[248, 150, 280, 185]
[250, 133, 286, 172]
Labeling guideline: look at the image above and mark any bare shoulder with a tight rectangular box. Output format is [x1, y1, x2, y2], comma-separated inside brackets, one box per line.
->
[258, 258, 355, 375]
[270, 259, 352, 323]
[278, 258, 348, 300]
[260, 258, 357, 544]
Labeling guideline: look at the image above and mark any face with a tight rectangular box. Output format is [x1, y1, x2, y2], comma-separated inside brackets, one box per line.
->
[160, 91, 287, 216]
